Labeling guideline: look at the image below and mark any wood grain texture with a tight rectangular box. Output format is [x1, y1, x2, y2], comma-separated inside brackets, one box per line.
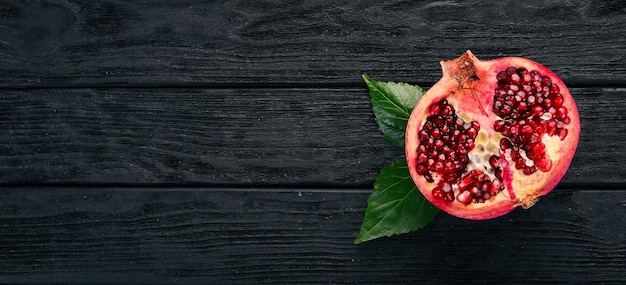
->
[1, 0, 624, 283]
[1, 87, 624, 186]
[0, 0, 624, 87]
[0, 187, 623, 284]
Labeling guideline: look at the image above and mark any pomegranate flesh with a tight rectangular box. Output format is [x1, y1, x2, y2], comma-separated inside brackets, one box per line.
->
[405, 51, 579, 220]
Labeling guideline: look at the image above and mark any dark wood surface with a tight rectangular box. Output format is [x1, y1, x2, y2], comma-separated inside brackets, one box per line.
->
[1, 0, 624, 284]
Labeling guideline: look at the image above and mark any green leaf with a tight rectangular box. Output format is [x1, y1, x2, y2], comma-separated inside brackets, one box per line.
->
[355, 160, 439, 244]
[362, 74, 426, 148]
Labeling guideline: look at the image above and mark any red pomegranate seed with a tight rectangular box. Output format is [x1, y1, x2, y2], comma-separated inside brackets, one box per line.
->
[424, 173, 434, 183]
[557, 128, 568, 140]
[494, 120, 505, 132]
[458, 175, 474, 190]
[417, 165, 428, 175]
[432, 187, 444, 199]
[456, 190, 472, 204]
[494, 168, 503, 180]
[562, 116, 571, 125]
[506, 66, 518, 75]
[441, 183, 452, 192]
[489, 155, 499, 168]
[497, 71, 508, 81]
[480, 180, 490, 192]
[546, 121, 557, 136]
[550, 84, 560, 95]
[443, 191, 455, 202]
[489, 180, 501, 196]
[500, 138, 512, 150]
[429, 104, 440, 116]
[470, 186, 482, 197]
[522, 125, 533, 135]
[523, 166, 536, 175]
[552, 93, 563, 107]
[535, 157, 552, 172]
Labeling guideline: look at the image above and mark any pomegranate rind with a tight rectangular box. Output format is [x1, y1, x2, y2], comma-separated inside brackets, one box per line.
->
[405, 50, 580, 220]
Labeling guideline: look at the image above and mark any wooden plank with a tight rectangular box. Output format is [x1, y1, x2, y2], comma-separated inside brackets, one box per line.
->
[0, 187, 623, 283]
[1, 87, 624, 186]
[0, 0, 624, 87]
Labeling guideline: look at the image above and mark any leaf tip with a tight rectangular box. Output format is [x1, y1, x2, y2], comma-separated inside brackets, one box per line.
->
[362, 73, 371, 82]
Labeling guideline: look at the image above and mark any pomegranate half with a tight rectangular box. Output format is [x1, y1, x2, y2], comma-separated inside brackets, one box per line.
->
[405, 51, 579, 220]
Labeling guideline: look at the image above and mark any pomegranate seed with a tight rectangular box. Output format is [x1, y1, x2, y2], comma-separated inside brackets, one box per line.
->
[557, 128, 568, 140]
[424, 173, 434, 183]
[456, 190, 472, 204]
[500, 104, 513, 116]
[494, 168, 503, 180]
[480, 180, 490, 192]
[434, 161, 444, 171]
[522, 125, 533, 135]
[529, 133, 541, 144]
[518, 101, 528, 112]
[434, 139, 444, 149]
[467, 127, 478, 138]
[548, 106, 557, 116]
[441, 183, 452, 192]
[423, 121, 433, 130]
[535, 157, 552, 172]
[497, 71, 508, 81]
[443, 191, 455, 203]
[552, 93, 563, 107]
[472, 170, 485, 181]
[470, 186, 482, 197]
[541, 76, 552, 86]
[494, 120, 505, 132]
[523, 166, 536, 175]
[506, 66, 518, 75]
[556, 107, 567, 119]
[562, 116, 571, 125]
[546, 121, 557, 136]
[440, 124, 450, 134]
[458, 175, 474, 190]
[532, 105, 544, 116]
[417, 165, 428, 175]
[510, 73, 520, 84]
[500, 138, 512, 150]
[521, 72, 532, 84]
[489, 155, 499, 168]
[432, 187, 443, 199]
[429, 104, 440, 116]
[550, 84, 560, 95]
[511, 149, 521, 161]
[515, 159, 525, 170]
[419, 130, 428, 141]
[489, 180, 501, 196]
[529, 143, 546, 158]
[431, 128, 441, 139]
[535, 123, 545, 135]
[418, 153, 428, 163]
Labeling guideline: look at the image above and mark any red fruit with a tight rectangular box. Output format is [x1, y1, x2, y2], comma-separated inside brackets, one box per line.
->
[405, 51, 580, 220]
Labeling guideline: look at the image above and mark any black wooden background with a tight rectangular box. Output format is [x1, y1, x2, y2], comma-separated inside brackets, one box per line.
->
[1, 0, 625, 284]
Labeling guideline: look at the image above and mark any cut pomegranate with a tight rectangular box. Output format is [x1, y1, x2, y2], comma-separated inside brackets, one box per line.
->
[405, 51, 580, 220]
